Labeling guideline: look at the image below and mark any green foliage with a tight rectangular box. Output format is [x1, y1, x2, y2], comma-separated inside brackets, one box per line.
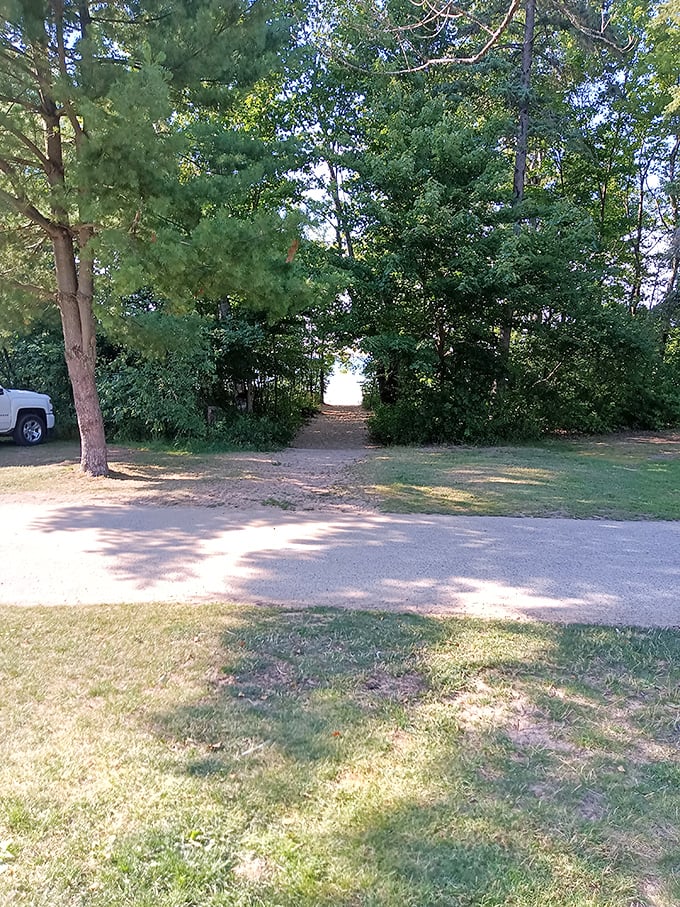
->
[207, 410, 305, 449]
[0, 300, 320, 449]
[506, 304, 680, 436]
[344, 82, 508, 443]
[0, 0, 314, 466]
[0, 2, 245, 302]
[2, 0, 680, 450]
[97, 351, 213, 443]
[332, 46, 680, 444]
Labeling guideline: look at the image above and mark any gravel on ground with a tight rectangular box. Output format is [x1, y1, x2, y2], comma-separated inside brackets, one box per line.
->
[2, 504, 679, 627]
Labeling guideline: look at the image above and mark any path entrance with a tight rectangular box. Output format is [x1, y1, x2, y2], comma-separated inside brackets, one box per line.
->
[292, 404, 371, 449]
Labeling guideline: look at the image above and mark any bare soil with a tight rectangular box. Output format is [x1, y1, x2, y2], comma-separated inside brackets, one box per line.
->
[292, 405, 371, 449]
[0, 405, 377, 512]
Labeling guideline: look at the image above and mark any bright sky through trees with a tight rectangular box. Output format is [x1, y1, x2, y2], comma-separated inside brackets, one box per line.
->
[325, 359, 364, 405]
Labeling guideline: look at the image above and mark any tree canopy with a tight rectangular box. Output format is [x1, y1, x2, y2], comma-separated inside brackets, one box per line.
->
[1, 0, 679, 456]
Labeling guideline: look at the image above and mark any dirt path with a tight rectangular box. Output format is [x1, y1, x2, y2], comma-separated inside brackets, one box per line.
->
[210, 448, 375, 512]
[222, 406, 374, 510]
[292, 405, 371, 449]
[0, 407, 377, 512]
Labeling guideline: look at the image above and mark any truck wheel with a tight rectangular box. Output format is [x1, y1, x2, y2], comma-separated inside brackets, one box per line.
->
[13, 413, 46, 446]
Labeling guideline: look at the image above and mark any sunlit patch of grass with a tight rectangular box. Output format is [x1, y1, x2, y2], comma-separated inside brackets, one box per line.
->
[353, 434, 680, 519]
[1, 603, 679, 905]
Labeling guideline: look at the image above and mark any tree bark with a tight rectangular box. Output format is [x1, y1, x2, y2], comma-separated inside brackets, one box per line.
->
[657, 134, 680, 351]
[32, 3, 108, 476]
[500, 0, 536, 356]
[629, 158, 650, 315]
[512, 0, 536, 209]
[327, 158, 355, 259]
[53, 229, 108, 476]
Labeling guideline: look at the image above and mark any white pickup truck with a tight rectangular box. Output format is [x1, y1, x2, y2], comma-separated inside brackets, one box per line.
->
[0, 385, 55, 445]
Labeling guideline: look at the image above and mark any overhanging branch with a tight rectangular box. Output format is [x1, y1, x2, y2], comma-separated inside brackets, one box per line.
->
[0, 114, 49, 168]
[0, 161, 59, 237]
[312, 0, 523, 74]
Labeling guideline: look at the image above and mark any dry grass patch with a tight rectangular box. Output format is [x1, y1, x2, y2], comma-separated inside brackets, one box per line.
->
[0, 441, 370, 510]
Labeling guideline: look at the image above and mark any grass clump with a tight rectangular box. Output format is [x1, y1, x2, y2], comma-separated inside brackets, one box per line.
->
[1, 603, 679, 905]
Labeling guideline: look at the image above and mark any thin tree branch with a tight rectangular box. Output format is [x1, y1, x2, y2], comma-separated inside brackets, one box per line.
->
[0, 45, 37, 80]
[1, 154, 43, 168]
[0, 182, 58, 236]
[405, 0, 523, 69]
[0, 91, 41, 113]
[0, 113, 49, 168]
[319, 0, 523, 74]
[531, 361, 563, 387]
[53, 0, 85, 144]
[551, 0, 635, 53]
[0, 273, 53, 298]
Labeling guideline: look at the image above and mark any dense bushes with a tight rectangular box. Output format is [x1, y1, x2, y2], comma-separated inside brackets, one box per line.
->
[365, 305, 680, 446]
[4, 298, 679, 451]
[1, 310, 321, 449]
[506, 307, 680, 436]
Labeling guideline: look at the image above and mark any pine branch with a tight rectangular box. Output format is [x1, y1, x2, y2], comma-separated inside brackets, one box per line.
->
[0, 159, 59, 236]
[551, 0, 635, 53]
[0, 114, 49, 169]
[314, 0, 523, 74]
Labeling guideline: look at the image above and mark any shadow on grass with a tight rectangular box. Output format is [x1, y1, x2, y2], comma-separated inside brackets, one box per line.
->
[0, 446, 281, 528]
[357, 442, 680, 521]
[134, 610, 680, 906]
[0, 438, 80, 467]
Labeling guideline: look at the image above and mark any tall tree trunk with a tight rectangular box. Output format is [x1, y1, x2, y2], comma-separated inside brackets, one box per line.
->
[36, 2, 108, 476]
[629, 158, 649, 315]
[657, 135, 680, 351]
[500, 0, 536, 355]
[512, 0, 536, 208]
[53, 230, 108, 476]
[327, 159, 355, 259]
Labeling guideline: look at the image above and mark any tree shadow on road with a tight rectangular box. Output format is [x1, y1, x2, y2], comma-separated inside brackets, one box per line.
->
[26, 504, 680, 625]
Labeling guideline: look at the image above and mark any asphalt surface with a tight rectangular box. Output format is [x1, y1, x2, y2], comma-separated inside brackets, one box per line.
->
[4, 502, 680, 626]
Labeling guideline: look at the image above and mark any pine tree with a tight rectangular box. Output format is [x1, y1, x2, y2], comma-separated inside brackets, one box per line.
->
[0, 0, 292, 474]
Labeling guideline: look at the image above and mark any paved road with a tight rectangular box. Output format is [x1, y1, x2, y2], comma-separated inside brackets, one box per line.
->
[3, 502, 679, 626]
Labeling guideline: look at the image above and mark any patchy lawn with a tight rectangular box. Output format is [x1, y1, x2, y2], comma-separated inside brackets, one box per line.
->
[1, 603, 679, 906]
[0, 441, 246, 503]
[3, 431, 680, 518]
[350, 432, 680, 519]
[0, 441, 363, 510]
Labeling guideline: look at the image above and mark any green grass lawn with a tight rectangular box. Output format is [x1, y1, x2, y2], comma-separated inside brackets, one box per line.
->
[2, 602, 679, 906]
[351, 434, 680, 519]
